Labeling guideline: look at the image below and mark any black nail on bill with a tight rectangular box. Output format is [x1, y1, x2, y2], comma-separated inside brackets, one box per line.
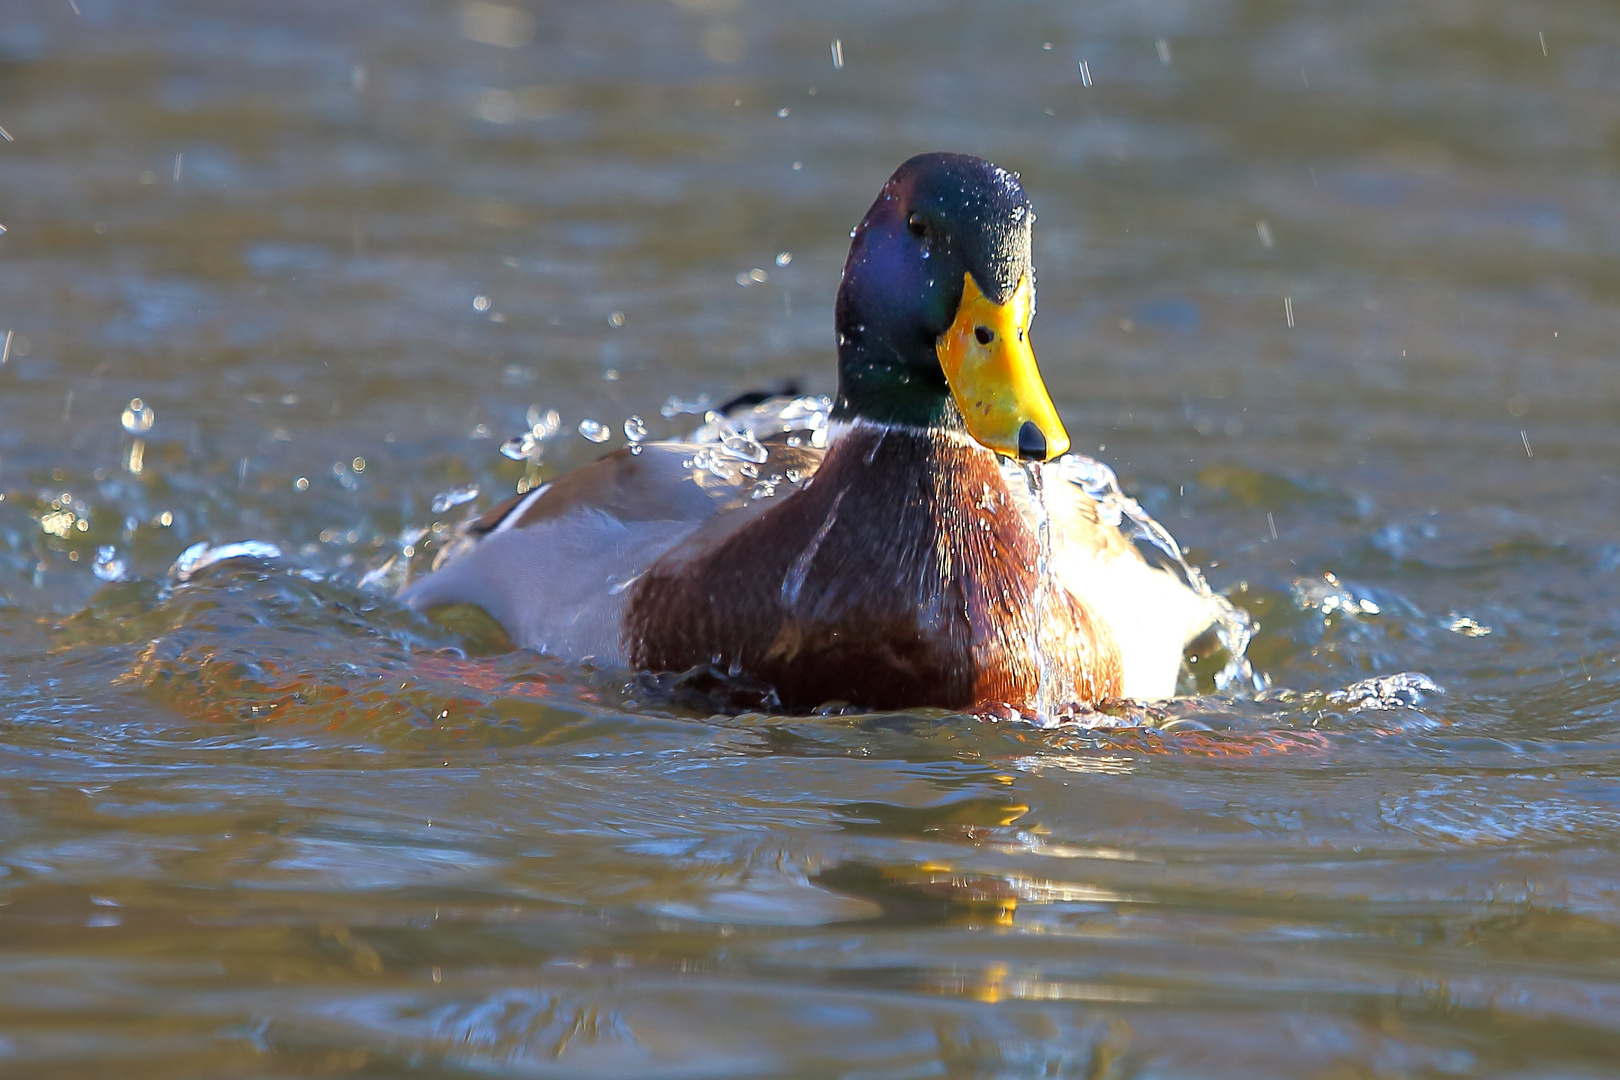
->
[1017, 420, 1046, 461]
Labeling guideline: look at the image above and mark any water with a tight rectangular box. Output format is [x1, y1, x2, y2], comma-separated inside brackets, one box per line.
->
[1022, 461, 1066, 727]
[4, 1, 1620, 1075]
[430, 483, 480, 515]
[1052, 452, 1260, 695]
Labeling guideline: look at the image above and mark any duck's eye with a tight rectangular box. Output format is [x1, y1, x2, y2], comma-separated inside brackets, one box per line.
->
[974, 326, 994, 345]
[907, 213, 927, 238]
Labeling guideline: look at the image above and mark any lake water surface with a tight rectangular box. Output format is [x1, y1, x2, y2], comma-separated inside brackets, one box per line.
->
[3, 0, 1620, 1075]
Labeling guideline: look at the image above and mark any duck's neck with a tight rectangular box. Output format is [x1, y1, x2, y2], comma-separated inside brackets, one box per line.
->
[628, 420, 1122, 712]
[830, 353, 957, 430]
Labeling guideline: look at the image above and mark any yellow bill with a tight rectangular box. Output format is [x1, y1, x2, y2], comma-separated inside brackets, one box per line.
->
[936, 272, 1070, 461]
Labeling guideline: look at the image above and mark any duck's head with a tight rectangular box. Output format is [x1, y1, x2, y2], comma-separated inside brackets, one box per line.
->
[833, 152, 1069, 461]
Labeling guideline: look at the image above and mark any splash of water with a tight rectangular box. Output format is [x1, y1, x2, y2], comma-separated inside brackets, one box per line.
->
[169, 540, 283, 583]
[431, 483, 479, 515]
[1053, 454, 1262, 693]
[92, 545, 127, 583]
[1022, 461, 1069, 727]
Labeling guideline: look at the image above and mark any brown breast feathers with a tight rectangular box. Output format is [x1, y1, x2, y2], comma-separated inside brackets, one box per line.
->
[624, 423, 1122, 713]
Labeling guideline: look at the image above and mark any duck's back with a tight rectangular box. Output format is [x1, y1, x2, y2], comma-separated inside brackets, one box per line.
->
[399, 440, 811, 664]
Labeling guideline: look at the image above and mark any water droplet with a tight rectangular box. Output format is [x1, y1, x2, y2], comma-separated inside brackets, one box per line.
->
[792, 161, 803, 171]
[660, 394, 712, 418]
[623, 415, 647, 443]
[473, 295, 491, 311]
[720, 429, 769, 463]
[775, 251, 792, 266]
[830, 38, 843, 69]
[431, 483, 480, 514]
[527, 406, 561, 438]
[121, 398, 154, 434]
[294, 476, 310, 491]
[608, 310, 626, 327]
[578, 418, 610, 443]
[499, 434, 536, 461]
[92, 545, 126, 582]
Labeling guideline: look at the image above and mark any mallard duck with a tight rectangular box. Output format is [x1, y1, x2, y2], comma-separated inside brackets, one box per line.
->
[403, 152, 1218, 714]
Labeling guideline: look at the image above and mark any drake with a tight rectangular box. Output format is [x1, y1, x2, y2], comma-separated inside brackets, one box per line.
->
[402, 152, 1218, 715]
